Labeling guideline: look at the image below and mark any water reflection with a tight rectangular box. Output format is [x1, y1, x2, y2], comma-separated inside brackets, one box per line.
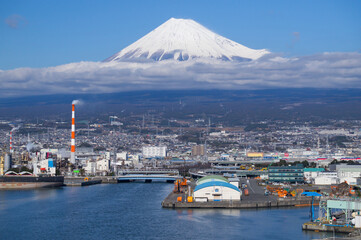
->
[0, 188, 60, 211]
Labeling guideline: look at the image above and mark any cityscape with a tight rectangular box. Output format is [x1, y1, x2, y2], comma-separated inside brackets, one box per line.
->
[1, 107, 361, 177]
[1, 1, 361, 239]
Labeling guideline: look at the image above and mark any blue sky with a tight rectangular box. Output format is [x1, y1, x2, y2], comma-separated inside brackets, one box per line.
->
[1, 0, 360, 70]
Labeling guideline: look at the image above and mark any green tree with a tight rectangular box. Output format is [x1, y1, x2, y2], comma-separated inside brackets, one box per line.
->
[301, 160, 310, 168]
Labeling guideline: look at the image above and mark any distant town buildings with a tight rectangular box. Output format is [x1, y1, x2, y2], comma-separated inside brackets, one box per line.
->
[0, 112, 361, 179]
[142, 146, 167, 158]
[192, 145, 205, 156]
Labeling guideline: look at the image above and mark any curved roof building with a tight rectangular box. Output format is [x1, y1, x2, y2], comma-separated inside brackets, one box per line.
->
[196, 175, 229, 185]
[193, 176, 241, 202]
[194, 181, 240, 192]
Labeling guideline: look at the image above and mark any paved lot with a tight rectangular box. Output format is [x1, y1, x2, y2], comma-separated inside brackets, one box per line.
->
[239, 178, 278, 203]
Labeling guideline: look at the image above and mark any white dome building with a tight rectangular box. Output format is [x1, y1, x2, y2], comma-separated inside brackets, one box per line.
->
[193, 175, 241, 202]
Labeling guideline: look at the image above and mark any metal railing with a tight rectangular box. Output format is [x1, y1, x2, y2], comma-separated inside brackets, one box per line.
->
[118, 169, 179, 175]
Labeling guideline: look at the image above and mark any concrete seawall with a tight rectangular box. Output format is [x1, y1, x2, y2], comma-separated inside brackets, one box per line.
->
[64, 177, 103, 186]
[162, 191, 318, 209]
[162, 199, 318, 209]
[64, 176, 117, 186]
[302, 221, 356, 234]
[93, 177, 117, 184]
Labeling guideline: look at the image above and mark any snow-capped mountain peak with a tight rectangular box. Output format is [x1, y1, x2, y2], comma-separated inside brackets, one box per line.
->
[105, 18, 269, 62]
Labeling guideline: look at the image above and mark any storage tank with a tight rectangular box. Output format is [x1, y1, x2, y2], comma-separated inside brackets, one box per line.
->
[4, 154, 12, 172]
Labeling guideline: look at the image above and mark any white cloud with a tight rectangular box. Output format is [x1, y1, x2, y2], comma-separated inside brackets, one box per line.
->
[0, 52, 360, 97]
[5, 14, 27, 29]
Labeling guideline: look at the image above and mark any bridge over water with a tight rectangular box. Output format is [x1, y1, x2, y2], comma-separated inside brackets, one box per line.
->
[118, 169, 179, 175]
[117, 169, 181, 183]
[117, 174, 182, 183]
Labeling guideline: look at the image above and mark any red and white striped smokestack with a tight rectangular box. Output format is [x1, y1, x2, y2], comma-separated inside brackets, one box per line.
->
[9, 131, 13, 153]
[70, 104, 76, 164]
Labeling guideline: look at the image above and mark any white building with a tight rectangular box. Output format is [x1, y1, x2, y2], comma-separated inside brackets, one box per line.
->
[96, 159, 110, 173]
[193, 175, 241, 202]
[319, 172, 338, 177]
[312, 171, 339, 185]
[314, 176, 339, 185]
[84, 161, 96, 175]
[104, 152, 112, 160]
[303, 168, 325, 182]
[337, 165, 361, 178]
[116, 152, 128, 160]
[128, 154, 141, 168]
[142, 146, 167, 158]
[340, 177, 361, 186]
[32, 158, 56, 176]
[228, 178, 240, 188]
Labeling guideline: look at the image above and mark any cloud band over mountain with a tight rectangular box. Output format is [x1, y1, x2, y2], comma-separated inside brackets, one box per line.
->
[0, 52, 360, 97]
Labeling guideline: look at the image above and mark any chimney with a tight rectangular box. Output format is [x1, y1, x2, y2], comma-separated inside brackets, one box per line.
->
[9, 131, 13, 153]
[70, 104, 76, 164]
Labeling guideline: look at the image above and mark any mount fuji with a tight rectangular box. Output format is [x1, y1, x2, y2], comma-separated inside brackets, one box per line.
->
[105, 18, 269, 62]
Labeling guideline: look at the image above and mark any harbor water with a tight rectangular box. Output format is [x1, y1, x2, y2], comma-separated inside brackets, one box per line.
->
[0, 184, 346, 240]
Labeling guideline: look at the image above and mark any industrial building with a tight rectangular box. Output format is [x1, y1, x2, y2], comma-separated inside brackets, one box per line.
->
[193, 175, 241, 202]
[326, 165, 361, 185]
[304, 168, 325, 182]
[196, 175, 229, 185]
[336, 165, 361, 178]
[268, 165, 304, 183]
[314, 175, 339, 185]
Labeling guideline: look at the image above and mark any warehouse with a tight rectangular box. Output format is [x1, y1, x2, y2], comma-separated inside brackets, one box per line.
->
[196, 175, 229, 185]
[193, 176, 241, 202]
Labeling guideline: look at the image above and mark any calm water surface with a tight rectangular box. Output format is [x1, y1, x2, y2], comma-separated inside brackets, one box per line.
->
[0, 184, 345, 240]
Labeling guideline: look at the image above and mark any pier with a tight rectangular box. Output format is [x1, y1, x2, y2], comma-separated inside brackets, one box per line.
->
[64, 177, 102, 186]
[301, 198, 361, 234]
[162, 178, 319, 209]
[302, 221, 355, 234]
[162, 191, 317, 209]
[64, 174, 180, 185]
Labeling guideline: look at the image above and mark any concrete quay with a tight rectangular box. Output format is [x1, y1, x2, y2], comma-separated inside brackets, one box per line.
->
[302, 221, 356, 234]
[64, 177, 102, 186]
[64, 176, 118, 186]
[162, 191, 318, 209]
[93, 176, 118, 184]
[162, 178, 319, 209]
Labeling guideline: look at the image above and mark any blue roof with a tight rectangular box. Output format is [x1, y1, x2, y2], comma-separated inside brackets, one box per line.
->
[301, 192, 322, 197]
[194, 181, 240, 192]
